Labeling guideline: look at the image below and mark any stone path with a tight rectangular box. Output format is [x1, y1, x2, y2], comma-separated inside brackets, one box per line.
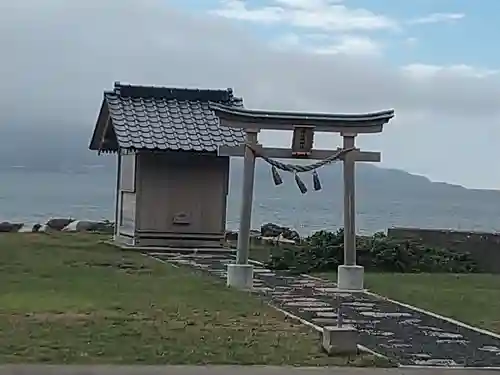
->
[150, 252, 500, 369]
[1, 365, 498, 375]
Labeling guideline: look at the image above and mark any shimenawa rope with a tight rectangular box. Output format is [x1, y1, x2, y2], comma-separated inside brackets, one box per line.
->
[245, 144, 355, 194]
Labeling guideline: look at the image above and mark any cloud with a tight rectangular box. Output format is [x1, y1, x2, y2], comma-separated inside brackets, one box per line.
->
[402, 64, 499, 79]
[273, 0, 342, 10]
[210, 0, 283, 23]
[313, 35, 383, 56]
[409, 12, 464, 25]
[212, 1, 465, 33]
[0, 0, 499, 188]
[272, 33, 383, 56]
[210, 0, 399, 32]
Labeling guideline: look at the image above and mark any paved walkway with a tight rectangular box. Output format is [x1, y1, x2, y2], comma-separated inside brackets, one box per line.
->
[151, 252, 500, 368]
[0, 365, 498, 375]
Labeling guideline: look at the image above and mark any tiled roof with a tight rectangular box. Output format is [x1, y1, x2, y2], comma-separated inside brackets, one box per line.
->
[90, 82, 245, 152]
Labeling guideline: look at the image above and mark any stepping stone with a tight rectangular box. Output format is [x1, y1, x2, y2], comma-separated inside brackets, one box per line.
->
[479, 346, 500, 353]
[312, 317, 338, 325]
[414, 359, 459, 367]
[253, 287, 273, 293]
[400, 318, 422, 325]
[315, 311, 338, 318]
[360, 311, 413, 318]
[426, 331, 463, 339]
[315, 287, 351, 296]
[418, 325, 443, 332]
[270, 291, 293, 295]
[436, 339, 469, 345]
[361, 329, 394, 337]
[381, 343, 412, 349]
[194, 263, 210, 268]
[412, 353, 432, 359]
[271, 293, 294, 298]
[277, 297, 319, 302]
[291, 280, 320, 285]
[342, 319, 358, 325]
[299, 307, 335, 312]
[273, 286, 291, 291]
[289, 283, 318, 288]
[285, 301, 330, 307]
[343, 302, 375, 308]
[254, 268, 275, 275]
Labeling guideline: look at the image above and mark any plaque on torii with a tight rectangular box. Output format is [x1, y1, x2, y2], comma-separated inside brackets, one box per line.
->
[211, 103, 395, 291]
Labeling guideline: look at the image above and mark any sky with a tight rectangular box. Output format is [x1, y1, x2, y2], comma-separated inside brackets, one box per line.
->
[0, 0, 499, 189]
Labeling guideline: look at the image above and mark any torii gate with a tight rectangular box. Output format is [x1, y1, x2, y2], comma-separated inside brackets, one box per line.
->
[210, 103, 395, 291]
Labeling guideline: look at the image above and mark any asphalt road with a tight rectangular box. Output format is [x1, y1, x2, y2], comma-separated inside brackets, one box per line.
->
[0, 366, 498, 375]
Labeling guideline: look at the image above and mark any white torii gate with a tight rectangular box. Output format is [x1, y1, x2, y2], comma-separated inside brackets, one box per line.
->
[211, 103, 395, 291]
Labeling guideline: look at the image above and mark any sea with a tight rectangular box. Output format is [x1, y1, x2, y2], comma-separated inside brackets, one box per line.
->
[2, 161, 500, 235]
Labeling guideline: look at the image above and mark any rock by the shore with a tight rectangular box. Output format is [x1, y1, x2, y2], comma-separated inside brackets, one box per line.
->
[225, 230, 238, 241]
[0, 222, 24, 232]
[0, 219, 115, 234]
[62, 220, 114, 233]
[46, 218, 75, 231]
[260, 222, 300, 243]
[224, 224, 301, 245]
[225, 229, 264, 242]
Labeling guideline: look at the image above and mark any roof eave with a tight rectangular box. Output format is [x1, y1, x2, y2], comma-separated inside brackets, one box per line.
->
[89, 98, 110, 151]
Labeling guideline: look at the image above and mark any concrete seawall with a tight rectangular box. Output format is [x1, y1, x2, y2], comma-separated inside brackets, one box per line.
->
[387, 227, 500, 274]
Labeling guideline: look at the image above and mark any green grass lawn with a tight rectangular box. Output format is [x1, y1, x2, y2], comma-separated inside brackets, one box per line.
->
[318, 272, 500, 333]
[0, 233, 389, 366]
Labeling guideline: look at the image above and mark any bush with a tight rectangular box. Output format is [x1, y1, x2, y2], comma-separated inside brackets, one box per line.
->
[266, 229, 478, 274]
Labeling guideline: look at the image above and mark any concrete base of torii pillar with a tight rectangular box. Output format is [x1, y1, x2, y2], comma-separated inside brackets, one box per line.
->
[227, 263, 254, 290]
[337, 265, 364, 291]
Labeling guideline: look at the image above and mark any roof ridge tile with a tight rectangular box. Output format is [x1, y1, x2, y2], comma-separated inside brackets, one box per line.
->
[112, 81, 235, 103]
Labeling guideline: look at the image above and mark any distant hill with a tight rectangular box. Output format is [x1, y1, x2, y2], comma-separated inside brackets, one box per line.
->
[1, 125, 498, 197]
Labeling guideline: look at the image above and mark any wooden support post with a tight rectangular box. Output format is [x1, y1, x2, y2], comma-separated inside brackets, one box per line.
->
[337, 133, 364, 291]
[343, 134, 356, 266]
[114, 152, 122, 240]
[226, 130, 258, 289]
[236, 130, 258, 264]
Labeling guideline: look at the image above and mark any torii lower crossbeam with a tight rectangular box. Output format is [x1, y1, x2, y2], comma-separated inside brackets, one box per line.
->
[219, 145, 381, 162]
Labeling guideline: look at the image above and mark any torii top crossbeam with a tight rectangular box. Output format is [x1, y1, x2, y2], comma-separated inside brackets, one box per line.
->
[210, 103, 394, 133]
[210, 102, 395, 292]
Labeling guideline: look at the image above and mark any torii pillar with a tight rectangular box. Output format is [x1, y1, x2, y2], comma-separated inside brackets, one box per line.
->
[211, 103, 395, 291]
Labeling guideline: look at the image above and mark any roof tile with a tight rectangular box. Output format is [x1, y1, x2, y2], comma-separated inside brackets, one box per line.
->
[104, 82, 245, 152]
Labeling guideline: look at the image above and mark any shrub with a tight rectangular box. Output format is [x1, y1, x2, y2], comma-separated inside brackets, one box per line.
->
[266, 229, 478, 274]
